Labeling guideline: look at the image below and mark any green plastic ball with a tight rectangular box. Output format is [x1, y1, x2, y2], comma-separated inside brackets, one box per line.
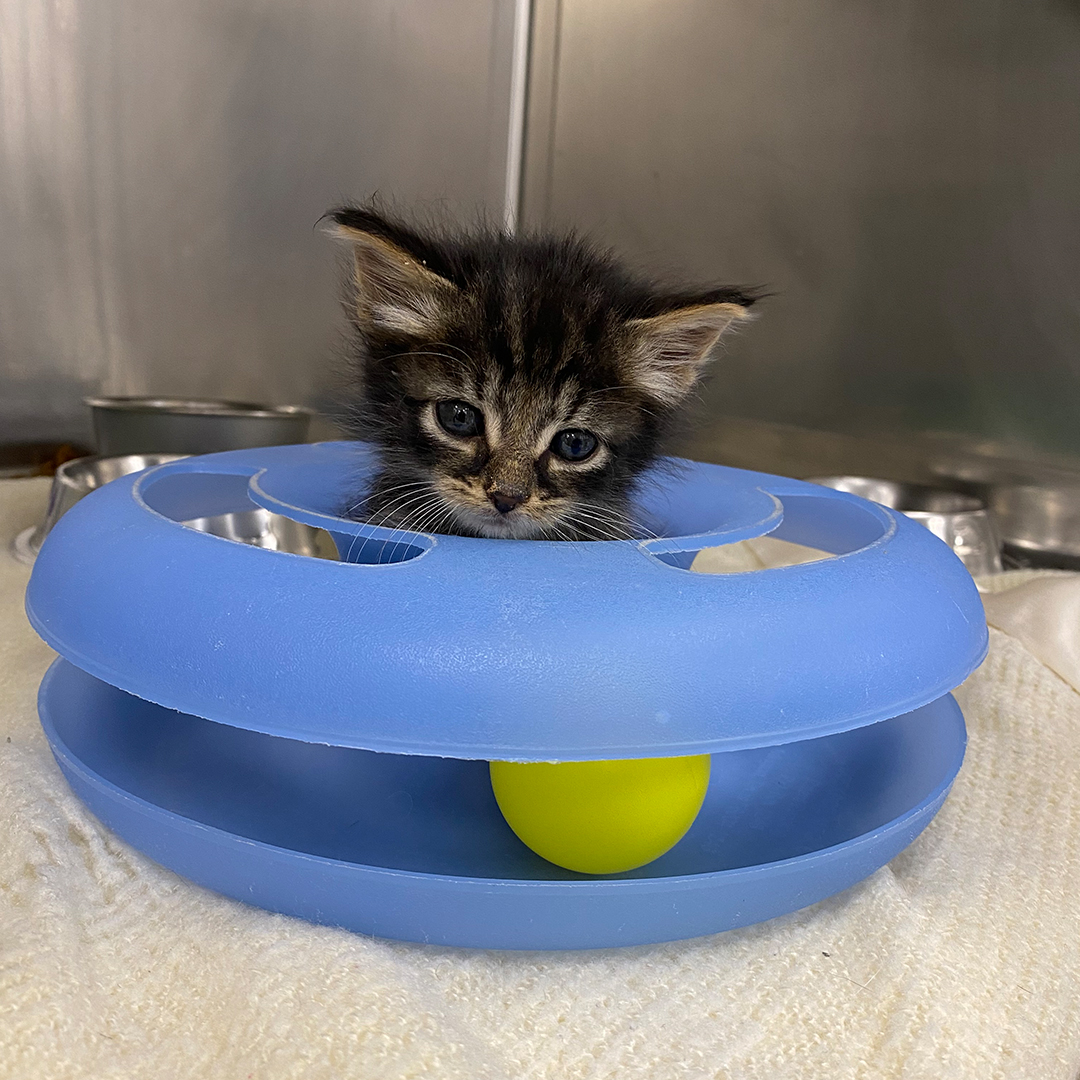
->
[489, 754, 711, 875]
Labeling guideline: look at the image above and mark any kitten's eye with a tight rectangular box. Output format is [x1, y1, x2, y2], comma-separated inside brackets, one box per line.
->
[551, 429, 599, 462]
[435, 400, 483, 438]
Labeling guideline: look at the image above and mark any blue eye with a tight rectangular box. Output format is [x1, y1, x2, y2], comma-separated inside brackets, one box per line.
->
[551, 429, 598, 462]
[436, 400, 483, 437]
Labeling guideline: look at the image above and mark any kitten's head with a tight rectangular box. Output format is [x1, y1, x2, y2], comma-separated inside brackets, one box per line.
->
[330, 206, 758, 540]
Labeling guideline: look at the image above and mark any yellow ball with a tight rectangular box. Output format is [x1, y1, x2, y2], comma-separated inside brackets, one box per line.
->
[489, 754, 711, 875]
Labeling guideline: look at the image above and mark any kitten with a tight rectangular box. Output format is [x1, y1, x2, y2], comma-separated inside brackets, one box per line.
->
[329, 206, 758, 541]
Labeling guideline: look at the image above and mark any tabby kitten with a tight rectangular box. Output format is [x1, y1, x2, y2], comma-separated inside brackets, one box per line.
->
[330, 206, 757, 541]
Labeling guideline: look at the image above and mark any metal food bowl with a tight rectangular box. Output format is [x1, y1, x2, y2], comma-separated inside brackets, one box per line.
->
[13, 454, 186, 564]
[86, 397, 315, 457]
[13, 454, 339, 566]
[809, 476, 1002, 577]
[989, 484, 1080, 569]
[182, 509, 338, 560]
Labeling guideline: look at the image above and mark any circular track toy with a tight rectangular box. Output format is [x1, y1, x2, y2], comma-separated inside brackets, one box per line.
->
[26, 442, 986, 950]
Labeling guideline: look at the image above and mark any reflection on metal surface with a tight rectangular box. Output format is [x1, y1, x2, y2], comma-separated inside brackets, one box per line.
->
[182, 510, 339, 560]
[678, 415, 1080, 495]
[810, 476, 1002, 577]
[989, 485, 1080, 569]
[87, 397, 314, 456]
[525, 0, 1080, 462]
[1, 0, 518, 443]
[503, 0, 534, 232]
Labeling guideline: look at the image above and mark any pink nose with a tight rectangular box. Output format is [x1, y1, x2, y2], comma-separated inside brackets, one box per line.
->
[490, 490, 526, 514]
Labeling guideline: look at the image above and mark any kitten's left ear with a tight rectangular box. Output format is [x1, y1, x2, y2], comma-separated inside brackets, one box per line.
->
[329, 212, 459, 338]
[625, 301, 753, 406]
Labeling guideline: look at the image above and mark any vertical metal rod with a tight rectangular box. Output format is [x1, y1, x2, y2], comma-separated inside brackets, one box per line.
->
[503, 0, 533, 234]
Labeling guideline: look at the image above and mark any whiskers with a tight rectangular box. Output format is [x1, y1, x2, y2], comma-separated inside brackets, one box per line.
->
[342, 473, 655, 558]
[340, 478, 456, 563]
[542, 500, 657, 543]
[340, 478, 432, 521]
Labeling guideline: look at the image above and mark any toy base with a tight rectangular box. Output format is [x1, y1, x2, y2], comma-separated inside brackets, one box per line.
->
[39, 660, 966, 950]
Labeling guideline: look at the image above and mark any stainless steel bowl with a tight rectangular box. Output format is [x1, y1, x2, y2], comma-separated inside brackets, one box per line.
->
[12, 453, 186, 564]
[182, 509, 338, 559]
[809, 476, 1002, 576]
[988, 483, 1080, 569]
[13, 454, 339, 565]
[86, 397, 315, 456]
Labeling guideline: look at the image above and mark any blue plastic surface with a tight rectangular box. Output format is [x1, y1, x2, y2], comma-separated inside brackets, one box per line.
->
[40, 659, 966, 950]
[26, 442, 988, 760]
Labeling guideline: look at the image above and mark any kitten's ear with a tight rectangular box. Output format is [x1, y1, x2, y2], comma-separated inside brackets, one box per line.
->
[624, 301, 753, 406]
[329, 211, 459, 337]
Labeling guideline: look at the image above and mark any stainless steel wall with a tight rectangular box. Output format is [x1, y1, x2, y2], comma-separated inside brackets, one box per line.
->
[1, 0, 519, 443]
[523, 0, 1080, 464]
[7, 0, 1078, 465]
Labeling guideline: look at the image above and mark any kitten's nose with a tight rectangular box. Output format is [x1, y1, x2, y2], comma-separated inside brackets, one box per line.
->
[489, 488, 527, 514]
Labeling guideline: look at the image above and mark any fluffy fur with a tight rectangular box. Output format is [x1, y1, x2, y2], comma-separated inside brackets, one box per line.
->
[329, 206, 758, 540]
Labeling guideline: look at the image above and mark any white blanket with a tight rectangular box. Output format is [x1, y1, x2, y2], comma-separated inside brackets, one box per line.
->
[3, 477, 1079, 1080]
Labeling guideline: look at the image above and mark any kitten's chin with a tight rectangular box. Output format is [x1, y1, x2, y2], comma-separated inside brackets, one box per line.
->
[463, 512, 551, 540]
[439, 500, 553, 539]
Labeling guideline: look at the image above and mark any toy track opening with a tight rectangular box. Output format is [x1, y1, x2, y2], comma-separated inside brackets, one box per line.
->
[642, 492, 888, 570]
[138, 465, 890, 571]
[139, 470, 435, 564]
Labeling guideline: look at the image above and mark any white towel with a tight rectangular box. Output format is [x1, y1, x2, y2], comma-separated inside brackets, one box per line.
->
[2, 477, 1079, 1079]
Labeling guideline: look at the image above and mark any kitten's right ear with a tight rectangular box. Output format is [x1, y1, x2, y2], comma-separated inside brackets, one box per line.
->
[327, 209, 459, 337]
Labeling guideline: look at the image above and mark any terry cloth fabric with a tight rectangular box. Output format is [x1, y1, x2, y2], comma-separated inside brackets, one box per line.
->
[2, 476, 1079, 1080]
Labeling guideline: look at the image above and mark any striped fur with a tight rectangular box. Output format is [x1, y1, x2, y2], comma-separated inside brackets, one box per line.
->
[330, 206, 759, 541]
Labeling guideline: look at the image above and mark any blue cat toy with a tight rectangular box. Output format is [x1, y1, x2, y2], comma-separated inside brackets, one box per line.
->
[26, 442, 985, 949]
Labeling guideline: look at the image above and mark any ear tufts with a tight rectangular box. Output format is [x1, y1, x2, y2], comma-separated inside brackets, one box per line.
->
[625, 301, 754, 406]
[326, 207, 459, 338]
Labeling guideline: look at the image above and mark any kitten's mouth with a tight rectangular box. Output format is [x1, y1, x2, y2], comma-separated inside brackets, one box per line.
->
[459, 506, 551, 540]
[426, 478, 592, 540]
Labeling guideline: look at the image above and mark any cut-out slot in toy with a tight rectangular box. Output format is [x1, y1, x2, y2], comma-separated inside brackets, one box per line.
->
[244, 468, 435, 565]
[332, 532, 430, 566]
[183, 509, 339, 560]
[633, 478, 783, 569]
[769, 493, 890, 553]
[649, 492, 886, 572]
[139, 470, 257, 522]
[138, 468, 425, 564]
[691, 536, 834, 574]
